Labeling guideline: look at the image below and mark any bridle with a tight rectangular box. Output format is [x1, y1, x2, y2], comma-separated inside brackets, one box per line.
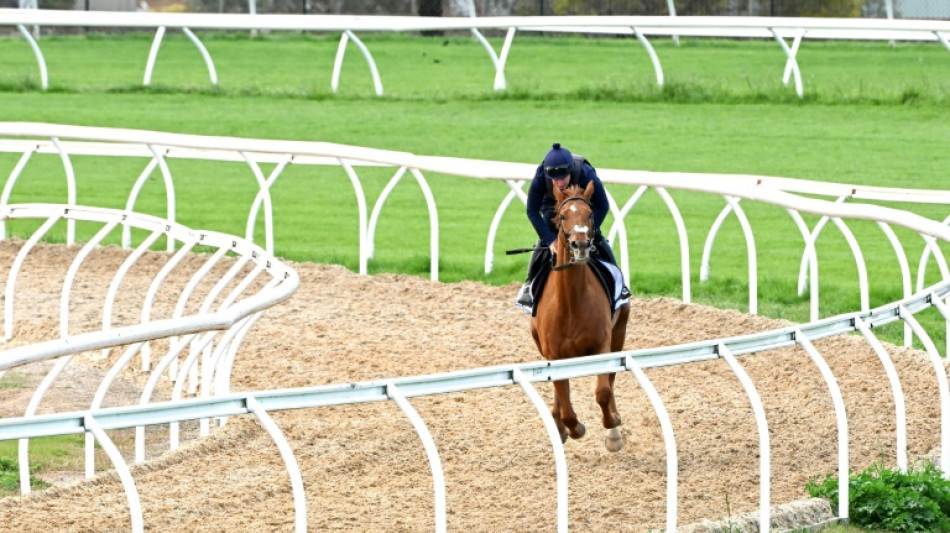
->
[552, 195, 595, 271]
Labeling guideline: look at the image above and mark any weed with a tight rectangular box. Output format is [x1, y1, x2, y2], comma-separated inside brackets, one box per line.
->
[0, 372, 27, 389]
[806, 461, 950, 532]
[0, 457, 50, 495]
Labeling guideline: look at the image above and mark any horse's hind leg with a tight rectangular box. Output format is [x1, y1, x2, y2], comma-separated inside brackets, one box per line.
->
[596, 373, 623, 452]
[552, 380, 586, 441]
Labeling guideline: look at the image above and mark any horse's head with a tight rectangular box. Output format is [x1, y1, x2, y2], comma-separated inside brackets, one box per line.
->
[552, 181, 596, 269]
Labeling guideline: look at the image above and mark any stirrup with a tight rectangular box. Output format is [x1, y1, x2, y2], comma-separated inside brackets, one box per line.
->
[515, 283, 533, 308]
[620, 286, 632, 300]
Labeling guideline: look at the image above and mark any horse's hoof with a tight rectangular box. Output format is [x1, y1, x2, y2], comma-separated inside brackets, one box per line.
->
[604, 426, 623, 452]
[569, 422, 586, 440]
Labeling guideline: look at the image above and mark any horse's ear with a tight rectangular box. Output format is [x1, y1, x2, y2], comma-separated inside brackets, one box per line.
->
[553, 183, 567, 203]
[583, 181, 595, 200]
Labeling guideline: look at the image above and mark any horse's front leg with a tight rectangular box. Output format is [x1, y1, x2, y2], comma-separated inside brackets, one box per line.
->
[596, 372, 623, 452]
[550, 392, 568, 443]
[552, 379, 586, 441]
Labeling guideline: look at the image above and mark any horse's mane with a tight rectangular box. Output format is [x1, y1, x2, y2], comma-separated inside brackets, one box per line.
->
[551, 185, 589, 225]
[562, 184, 585, 198]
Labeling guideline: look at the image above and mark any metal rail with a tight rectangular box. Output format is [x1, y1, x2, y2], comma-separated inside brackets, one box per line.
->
[2, 278, 950, 529]
[4, 125, 950, 529]
[2, 11, 948, 96]
[0, 203, 299, 496]
[4, 122, 950, 306]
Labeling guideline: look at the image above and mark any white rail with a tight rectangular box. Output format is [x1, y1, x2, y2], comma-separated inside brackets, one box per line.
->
[1, 284, 949, 531]
[3, 124, 950, 530]
[3, 122, 950, 318]
[0, 203, 299, 501]
[2, 10, 948, 96]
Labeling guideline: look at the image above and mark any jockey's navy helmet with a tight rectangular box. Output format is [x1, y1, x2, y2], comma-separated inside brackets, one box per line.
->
[542, 143, 573, 179]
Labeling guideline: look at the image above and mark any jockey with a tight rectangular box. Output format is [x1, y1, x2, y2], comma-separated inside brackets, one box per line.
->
[516, 142, 631, 308]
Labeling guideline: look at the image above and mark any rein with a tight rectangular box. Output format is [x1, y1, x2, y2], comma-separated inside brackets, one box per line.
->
[552, 259, 582, 271]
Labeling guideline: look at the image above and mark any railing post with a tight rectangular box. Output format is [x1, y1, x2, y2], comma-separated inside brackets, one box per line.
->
[386, 383, 447, 533]
[512, 367, 568, 533]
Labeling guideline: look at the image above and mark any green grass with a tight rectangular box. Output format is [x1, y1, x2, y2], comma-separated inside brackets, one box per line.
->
[0, 436, 86, 470]
[1, 32, 948, 104]
[0, 373, 27, 390]
[0, 436, 87, 496]
[0, 457, 47, 495]
[3, 30, 948, 522]
[0, 32, 948, 341]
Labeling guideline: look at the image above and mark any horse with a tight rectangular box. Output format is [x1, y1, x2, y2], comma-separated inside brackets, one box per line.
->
[530, 182, 631, 452]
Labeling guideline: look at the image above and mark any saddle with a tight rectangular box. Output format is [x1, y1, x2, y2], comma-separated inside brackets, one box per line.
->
[530, 258, 628, 317]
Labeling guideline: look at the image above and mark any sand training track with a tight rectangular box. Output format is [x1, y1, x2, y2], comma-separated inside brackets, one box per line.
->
[0, 241, 944, 532]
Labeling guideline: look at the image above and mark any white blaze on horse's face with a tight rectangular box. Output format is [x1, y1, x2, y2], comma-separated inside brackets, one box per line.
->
[568, 224, 593, 262]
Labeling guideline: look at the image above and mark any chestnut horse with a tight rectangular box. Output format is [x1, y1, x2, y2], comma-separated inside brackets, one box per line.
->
[530, 182, 631, 452]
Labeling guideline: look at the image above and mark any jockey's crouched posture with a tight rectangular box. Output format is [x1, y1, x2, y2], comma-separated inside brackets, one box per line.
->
[516, 142, 632, 309]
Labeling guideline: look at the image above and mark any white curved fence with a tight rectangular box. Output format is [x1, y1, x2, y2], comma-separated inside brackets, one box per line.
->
[2, 124, 950, 531]
[0, 202, 299, 496]
[4, 122, 950, 326]
[2, 284, 950, 532]
[2, 10, 948, 96]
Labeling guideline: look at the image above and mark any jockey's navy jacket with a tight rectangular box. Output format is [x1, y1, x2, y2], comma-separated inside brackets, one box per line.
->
[525, 160, 610, 247]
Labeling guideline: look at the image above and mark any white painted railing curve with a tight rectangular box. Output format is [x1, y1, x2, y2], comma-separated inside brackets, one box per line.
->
[4, 122, 950, 318]
[2, 10, 948, 96]
[0, 202, 299, 502]
[4, 123, 950, 530]
[2, 284, 950, 531]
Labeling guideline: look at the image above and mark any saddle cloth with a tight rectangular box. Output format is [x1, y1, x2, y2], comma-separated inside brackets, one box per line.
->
[528, 259, 629, 317]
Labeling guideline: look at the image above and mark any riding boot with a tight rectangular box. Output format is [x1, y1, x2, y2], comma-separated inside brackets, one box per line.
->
[593, 233, 632, 300]
[516, 240, 546, 308]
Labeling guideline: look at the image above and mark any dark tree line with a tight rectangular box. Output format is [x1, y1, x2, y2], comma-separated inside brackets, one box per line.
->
[44, 0, 866, 17]
[537, 0, 862, 17]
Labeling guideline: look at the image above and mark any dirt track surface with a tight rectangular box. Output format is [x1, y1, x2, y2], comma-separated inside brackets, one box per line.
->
[0, 241, 944, 532]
